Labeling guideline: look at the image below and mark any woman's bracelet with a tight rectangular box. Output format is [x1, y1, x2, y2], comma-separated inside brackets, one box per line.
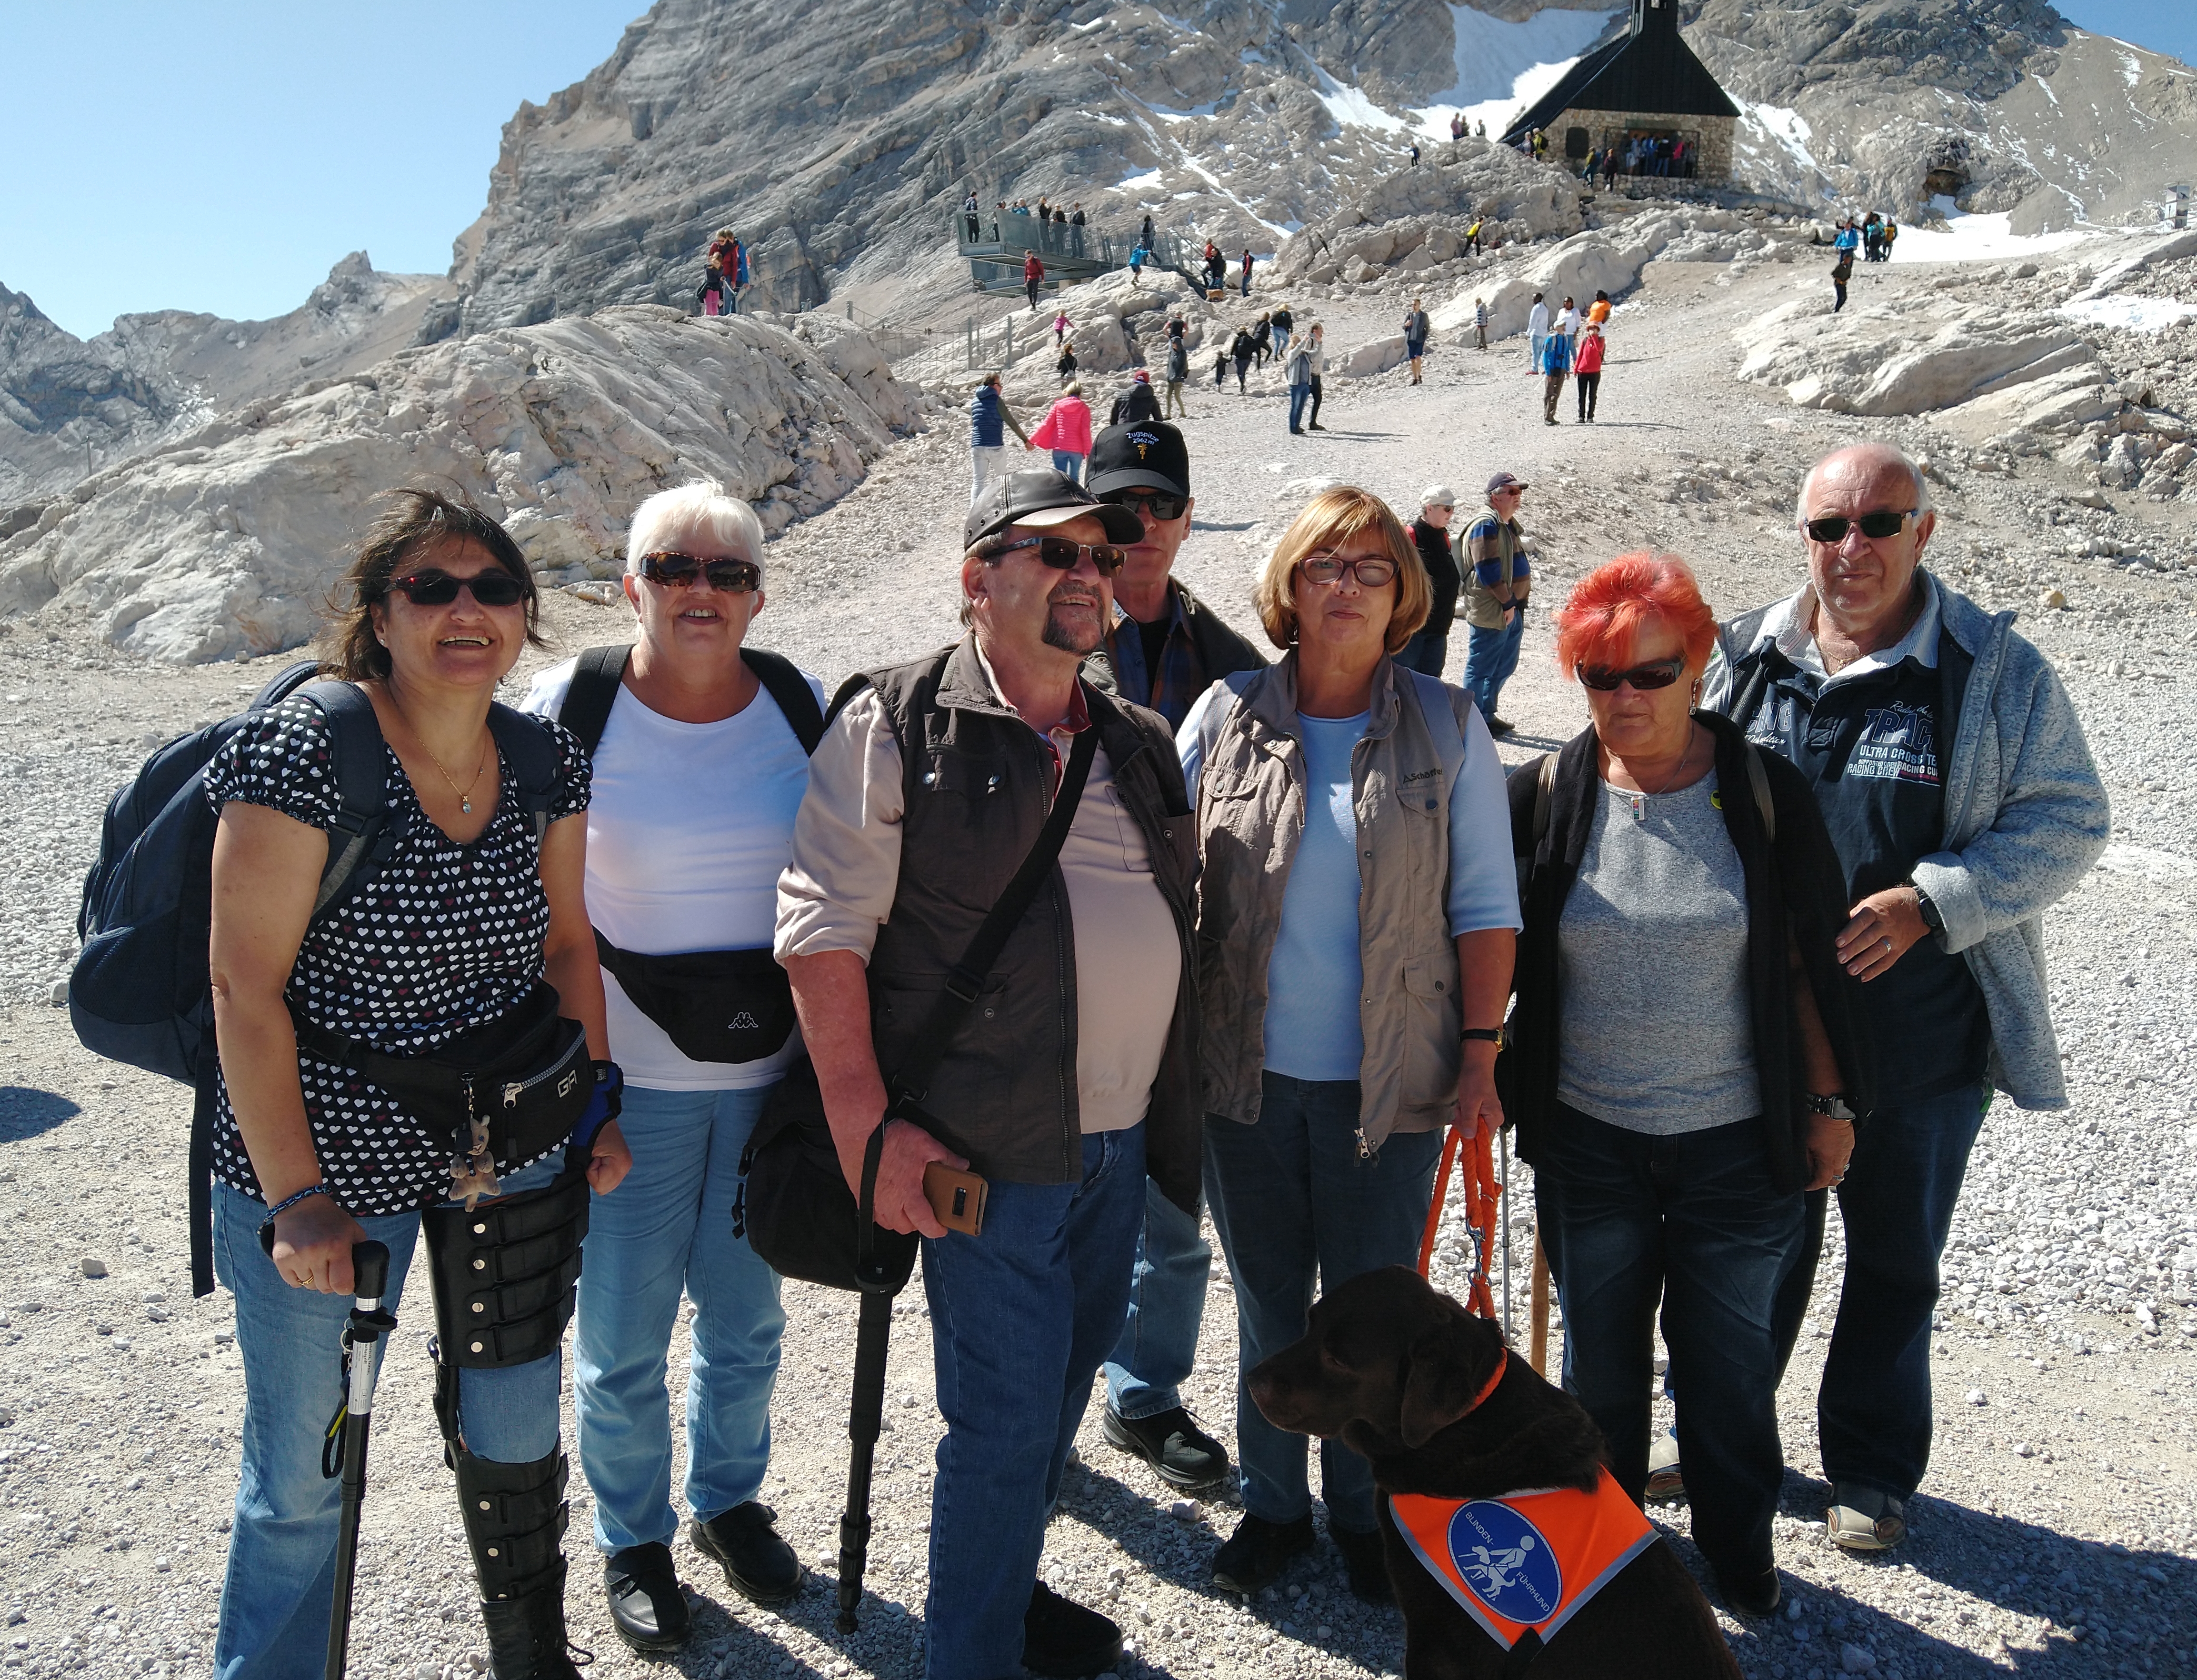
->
[264, 1184, 330, 1221]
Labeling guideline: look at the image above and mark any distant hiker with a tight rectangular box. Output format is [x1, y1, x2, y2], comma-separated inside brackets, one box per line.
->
[1537, 324, 1572, 426]
[1213, 345, 1230, 389]
[1057, 342, 1078, 385]
[1464, 218, 1484, 256]
[1305, 323, 1327, 429]
[1833, 218, 1861, 259]
[1409, 142, 1422, 168]
[1269, 303, 1293, 362]
[1229, 325, 1256, 392]
[1832, 249, 1855, 313]
[1554, 295, 1580, 344]
[1527, 292, 1550, 369]
[968, 371, 1032, 504]
[1029, 379, 1096, 483]
[703, 227, 740, 316]
[1474, 296, 1490, 350]
[1036, 196, 1051, 228]
[1111, 369, 1162, 427]
[1881, 219, 1899, 260]
[1251, 313, 1273, 367]
[1285, 335, 1315, 435]
[1587, 289, 1612, 328]
[1462, 472, 1532, 731]
[1400, 485, 1464, 676]
[1203, 241, 1224, 291]
[1574, 322, 1606, 422]
[1053, 309, 1072, 349]
[1476, 118, 1486, 138]
[1862, 212, 1882, 262]
[1071, 203, 1087, 257]
[1239, 247, 1255, 297]
[1403, 298, 1431, 385]
[1130, 243, 1151, 285]
[1024, 250, 1046, 313]
[964, 189, 982, 242]
[1141, 213, 1156, 250]
[1164, 337, 1191, 419]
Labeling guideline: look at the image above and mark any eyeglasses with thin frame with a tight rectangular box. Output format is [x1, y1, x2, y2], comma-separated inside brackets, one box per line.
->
[1800, 508, 1916, 545]
[1299, 552, 1399, 587]
[1099, 489, 1190, 523]
[385, 569, 530, 608]
[638, 552, 762, 592]
[980, 534, 1128, 576]
[1576, 655, 1686, 692]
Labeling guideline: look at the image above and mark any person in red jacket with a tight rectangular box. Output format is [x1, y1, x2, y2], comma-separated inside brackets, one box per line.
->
[1024, 250, 1045, 313]
[1574, 323, 1607, 422]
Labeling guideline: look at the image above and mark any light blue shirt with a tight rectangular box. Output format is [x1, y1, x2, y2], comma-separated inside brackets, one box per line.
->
[1177, 681, 1522, 1084]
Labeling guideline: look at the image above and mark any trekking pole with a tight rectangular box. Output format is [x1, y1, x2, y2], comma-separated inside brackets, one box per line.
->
[835, 1288, 893, 1633]
[1528, 1229, 1551, 1378]
[324, 1241, 395, 1680]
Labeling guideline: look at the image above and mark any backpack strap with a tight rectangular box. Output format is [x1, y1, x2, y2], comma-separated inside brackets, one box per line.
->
[486, 703, 564, 847]
[297, 681, 400, 919]
[743, 647, 825, 755]
[557, 644, 633, 761]
[1531, 751, 1557, 851]
[1743, 743, 1775, 844]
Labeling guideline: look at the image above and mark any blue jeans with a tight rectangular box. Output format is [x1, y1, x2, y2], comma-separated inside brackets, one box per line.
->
[1531, 1107, 1802, 1575]
[573, 1082, 784, 1553]
[1103, 1176, 1212, 1420]
[1205, 1074, 1442, 1533]
[923, 1126, 1147, 1680]
[1049, 449, 1084, 483]
[1793, 1083, 1986, 1499]
[1272, 326, 1291, 361]
[211, 1154, 569, 1680]
[1288, 382, 1311, 432]
[1395, 624, 1450, 677]
[1463, 611, 1525, 719]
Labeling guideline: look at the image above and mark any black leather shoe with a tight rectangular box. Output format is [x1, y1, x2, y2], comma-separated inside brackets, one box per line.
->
[1712, 1562, 1782, 1618]
[690, 1502, 803, 1606]
[1331, 1524, 1392, 1604]
[1101, 1405, 1230, 1492]
[604, 1542, 690, 1653]
[1211, 1512, 1315, 1594]
[1024, 1581, 1122, 1677]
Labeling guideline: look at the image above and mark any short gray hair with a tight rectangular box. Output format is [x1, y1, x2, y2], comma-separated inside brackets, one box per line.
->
[1794, 443, 1934, 528]
[626, 479, 765, 575]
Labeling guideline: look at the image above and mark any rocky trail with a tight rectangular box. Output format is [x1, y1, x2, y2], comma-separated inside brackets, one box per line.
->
[3, 242, 2196, 1679]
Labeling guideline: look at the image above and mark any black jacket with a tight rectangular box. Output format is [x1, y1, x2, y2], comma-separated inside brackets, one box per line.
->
[1500, 712, 1874, 1194]
[1408, 517, 1462, 632]
[1111, 381, 1162, 425]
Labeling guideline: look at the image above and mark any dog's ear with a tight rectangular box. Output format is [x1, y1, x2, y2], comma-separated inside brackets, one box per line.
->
[1397, 1318, 1500, 1448]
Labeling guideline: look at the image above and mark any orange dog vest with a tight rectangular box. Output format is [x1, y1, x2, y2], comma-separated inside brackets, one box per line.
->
[1390, 1469, 1655, 1653]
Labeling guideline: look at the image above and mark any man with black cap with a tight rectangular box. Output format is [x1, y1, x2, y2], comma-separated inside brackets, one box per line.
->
[1460, 471, 1533, 734]
[1077, 420, 1265, 1496]
[777, 468, 1201, 1680]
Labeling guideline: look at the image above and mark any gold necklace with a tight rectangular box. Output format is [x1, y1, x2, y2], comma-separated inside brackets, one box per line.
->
[388, 690, 491, 814]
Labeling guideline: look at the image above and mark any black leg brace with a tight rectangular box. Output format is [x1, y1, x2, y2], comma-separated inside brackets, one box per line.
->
[422, 1163, 590, 1678]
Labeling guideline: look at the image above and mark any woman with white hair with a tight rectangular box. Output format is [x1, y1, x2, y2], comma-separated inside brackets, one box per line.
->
[521, 481, 825, 1653]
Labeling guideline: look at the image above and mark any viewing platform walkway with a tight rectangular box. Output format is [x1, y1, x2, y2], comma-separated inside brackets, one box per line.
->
[952, 213, 1193, 295]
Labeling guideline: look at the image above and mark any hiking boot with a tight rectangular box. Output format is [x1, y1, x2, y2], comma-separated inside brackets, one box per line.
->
[1102, 1405, 1229, 1492]
[690, 1502, 804, 1605]
[1645, 1428, 1686, 1505]
[1307, 421, 1327, 431]
[1331, 1524, 1392, 1605]
[1485, 716, 1516, 737]
[1024, 1581, 1122, 1677]
[604, 1542, 690, 1653]
[1826, 1485, 1908, 1552]
[1211, 1512, 1315, 1594]
[1712, 1562, 1782, 1618]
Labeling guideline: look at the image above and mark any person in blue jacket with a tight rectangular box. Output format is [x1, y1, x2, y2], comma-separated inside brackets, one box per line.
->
[967, 372, 1031, 507]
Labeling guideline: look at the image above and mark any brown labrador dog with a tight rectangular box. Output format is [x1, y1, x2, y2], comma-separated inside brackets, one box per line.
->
[1250, 1267, 1739, 1679]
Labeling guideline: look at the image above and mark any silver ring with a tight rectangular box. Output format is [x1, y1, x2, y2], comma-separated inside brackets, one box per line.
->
[1882, 936, 1892, 952]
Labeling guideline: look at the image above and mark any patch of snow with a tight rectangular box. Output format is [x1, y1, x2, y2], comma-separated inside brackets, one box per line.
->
[1116, 168, 1165, 193]
[2059, 293, 2197, 333]
[1411, 5, 1619, 139]
[1069, 15, 1106, 32]
[1741, 103, 1819, 173]
[1307, 60, 1407, 135]
[2119, 50, 2142, 88]
[1890, 206, 2099, 265]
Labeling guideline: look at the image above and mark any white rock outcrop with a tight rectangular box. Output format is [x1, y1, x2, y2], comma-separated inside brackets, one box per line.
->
[0, 308, 917, 663]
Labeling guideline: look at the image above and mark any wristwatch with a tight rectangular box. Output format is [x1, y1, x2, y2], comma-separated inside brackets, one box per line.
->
[1461, 1027, 1505, 1050]
[1806, 1093, 1856, 1122]
[1911, 882, 1944, 933]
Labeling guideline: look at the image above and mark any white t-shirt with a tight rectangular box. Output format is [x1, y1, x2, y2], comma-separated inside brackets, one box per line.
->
[522, 655, 825, 1091]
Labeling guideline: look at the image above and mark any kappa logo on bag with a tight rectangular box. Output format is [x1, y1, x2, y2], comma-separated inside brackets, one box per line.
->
[729, 1012, 761, 1031]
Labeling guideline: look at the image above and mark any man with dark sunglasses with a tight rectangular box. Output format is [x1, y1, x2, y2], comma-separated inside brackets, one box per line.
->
[1076, 421, 1266, 1499]
[778, 467, 1199, 1680]
[1699, 442, 2108, 1555]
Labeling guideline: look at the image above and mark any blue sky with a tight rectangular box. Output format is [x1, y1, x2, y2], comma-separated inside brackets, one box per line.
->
[4, 1, 2192, 342]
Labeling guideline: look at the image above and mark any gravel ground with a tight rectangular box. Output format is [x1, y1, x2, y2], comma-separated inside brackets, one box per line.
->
[2, 244, 2194, 1679]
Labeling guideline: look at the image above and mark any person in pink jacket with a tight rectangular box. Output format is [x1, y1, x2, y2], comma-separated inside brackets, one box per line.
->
[1573, 323, 1607, 423]
[1027, 379, 1095, 482]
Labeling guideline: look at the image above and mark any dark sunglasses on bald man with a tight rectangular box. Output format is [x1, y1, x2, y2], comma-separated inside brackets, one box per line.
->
[980, 534, 1127, 576]
[386, 569, 530, 608]
[638, 551, 761, 592]
[1099, 489, 1190, 523]
[1801, 508, 1915, 544]
[1576, 654, 1686, 692]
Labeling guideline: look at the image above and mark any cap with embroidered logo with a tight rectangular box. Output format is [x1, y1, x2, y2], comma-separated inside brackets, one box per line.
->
[1088, 421, 1191, 499]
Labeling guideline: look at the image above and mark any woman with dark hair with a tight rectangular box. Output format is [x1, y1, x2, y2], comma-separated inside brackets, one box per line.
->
[207, 488, 631, 1680]
[1502, 553, 1869, 1620]
[1177, 487, 1519, 1602]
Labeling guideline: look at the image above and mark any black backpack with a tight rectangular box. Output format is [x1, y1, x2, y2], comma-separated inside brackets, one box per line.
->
[69, 657, 565, 1295]
[554, 643, 824, 758]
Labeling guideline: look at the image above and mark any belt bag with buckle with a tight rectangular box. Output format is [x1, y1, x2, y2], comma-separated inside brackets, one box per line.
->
[593, 932, 796, 1065]
[290, 981, 592, 1173]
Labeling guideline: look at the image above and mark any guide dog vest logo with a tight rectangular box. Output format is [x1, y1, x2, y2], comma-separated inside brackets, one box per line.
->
[1391, 1468, 1656, 1651]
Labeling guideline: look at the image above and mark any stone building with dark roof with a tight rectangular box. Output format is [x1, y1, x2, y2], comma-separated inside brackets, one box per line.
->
[1503, 0, 1740, 184]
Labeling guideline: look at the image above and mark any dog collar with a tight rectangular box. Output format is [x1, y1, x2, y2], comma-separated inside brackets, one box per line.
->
[1466, 1349, 1507, 1415]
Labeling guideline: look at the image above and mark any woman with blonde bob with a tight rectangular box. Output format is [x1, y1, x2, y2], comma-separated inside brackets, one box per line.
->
[1176, 486, 1520, 1601]
[1500, 552, 1870, 1619]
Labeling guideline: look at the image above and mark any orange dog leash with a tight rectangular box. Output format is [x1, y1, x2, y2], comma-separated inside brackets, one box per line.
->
[1416, 1121, 1500, 1321]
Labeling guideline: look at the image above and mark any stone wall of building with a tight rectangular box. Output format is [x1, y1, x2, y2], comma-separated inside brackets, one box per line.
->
[1547, 109, 1735, 183]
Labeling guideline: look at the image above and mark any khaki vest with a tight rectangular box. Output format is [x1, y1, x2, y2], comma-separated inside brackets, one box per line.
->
[1462, 517, 1524, 631]
[1191, 655, 1475, 1154]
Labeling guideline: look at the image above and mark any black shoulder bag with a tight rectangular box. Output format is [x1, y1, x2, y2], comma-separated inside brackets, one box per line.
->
[737, 723, 1100, 1296]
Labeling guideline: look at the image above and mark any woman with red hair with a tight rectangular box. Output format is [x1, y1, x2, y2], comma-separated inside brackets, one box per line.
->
[1500, 552, 1872, 1619]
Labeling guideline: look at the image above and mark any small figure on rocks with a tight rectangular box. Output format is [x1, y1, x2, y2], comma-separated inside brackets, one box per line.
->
[1230, 325, 1256, 393]
[1474, 296, 1490, 351]
[1024, 249, 1046, 313]
[1574, 322, 1606, 422]
[1403, 298, 1431, 385]
[1832, 248, 1855, 314]
[1527, 292, 1550, 370]
[1269, 303, 1293, 362]
[1536, 324, 1573, 426]
[1240, 246, 1255, 297]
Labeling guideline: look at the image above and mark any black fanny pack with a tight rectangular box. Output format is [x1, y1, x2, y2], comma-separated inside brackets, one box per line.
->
[291, 981, 592, 1174]
[594, 931, 796, 1065]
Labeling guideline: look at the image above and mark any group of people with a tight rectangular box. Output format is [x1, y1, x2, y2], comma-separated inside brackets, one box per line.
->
[1838, 212, 1900, 264]
[1526, 289, 1614, 423]
[1199, 241, 1257, 297]
[699, 228, 747, 317]
[1585, 133, 1694, 185]
[208, 415, 2105, 1680]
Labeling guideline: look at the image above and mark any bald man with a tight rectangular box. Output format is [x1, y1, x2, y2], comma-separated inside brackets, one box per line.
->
[1699, 443, 2108, 1554]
